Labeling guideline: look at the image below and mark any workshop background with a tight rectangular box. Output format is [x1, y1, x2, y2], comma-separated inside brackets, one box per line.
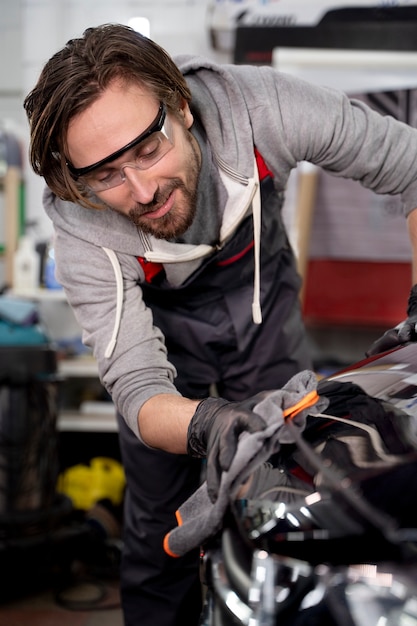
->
[1, 1, 416, 624]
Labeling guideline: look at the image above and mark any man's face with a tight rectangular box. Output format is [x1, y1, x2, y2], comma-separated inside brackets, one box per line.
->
[66, 80, 201, 239]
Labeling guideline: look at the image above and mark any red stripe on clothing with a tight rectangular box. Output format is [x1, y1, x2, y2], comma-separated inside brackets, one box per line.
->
[217, 240, 254, 266]
[137, 257, 164, 283]
[255, 147, 274, 181]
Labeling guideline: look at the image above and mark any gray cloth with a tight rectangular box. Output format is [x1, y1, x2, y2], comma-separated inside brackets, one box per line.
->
[163, 370, 329, 557]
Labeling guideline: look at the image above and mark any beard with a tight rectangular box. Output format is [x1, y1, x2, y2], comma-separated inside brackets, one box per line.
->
[128, 177, 198, 239]
[127, 132, 200, 240]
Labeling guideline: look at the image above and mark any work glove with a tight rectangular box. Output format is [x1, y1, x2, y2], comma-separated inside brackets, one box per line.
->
[187, 395, 267, 502]
[366, 285, 417, 356]
[187, 371, 327, 502]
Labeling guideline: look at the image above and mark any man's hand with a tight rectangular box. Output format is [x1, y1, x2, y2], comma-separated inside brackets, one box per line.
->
[366, 285, 417, 356]
[186, 371, 326, 502]
[187, 395, 269, 502]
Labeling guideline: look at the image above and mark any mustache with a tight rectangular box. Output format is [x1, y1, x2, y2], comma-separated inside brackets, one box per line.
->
[131, 180, 182, 216]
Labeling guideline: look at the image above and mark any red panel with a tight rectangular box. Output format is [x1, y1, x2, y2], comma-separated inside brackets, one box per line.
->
[303, 259, 412, 327]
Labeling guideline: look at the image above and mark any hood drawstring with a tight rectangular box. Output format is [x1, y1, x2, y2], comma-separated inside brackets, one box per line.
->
[251, 161, 262, 324]
[103, 247, 124, 358]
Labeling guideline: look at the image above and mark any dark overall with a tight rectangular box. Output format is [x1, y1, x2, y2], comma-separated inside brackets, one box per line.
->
[116, 157, 313, 626]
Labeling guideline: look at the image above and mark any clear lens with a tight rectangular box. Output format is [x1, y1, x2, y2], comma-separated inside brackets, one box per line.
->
[83, 117, 174, 192]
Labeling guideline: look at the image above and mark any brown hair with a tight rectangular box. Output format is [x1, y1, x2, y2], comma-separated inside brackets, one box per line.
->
[23, 23, 192, 210]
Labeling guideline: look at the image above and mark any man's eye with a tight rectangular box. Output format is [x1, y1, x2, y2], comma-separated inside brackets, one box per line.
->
[91, 170, 117, 184]
[135, 136, 162, 160]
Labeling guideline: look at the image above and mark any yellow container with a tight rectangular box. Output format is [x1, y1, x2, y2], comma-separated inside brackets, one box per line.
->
[57, 457, 126, 510]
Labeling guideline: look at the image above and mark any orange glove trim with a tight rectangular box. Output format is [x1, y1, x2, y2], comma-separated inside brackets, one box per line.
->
[163, 508, 184, 558]
[283, 390, 319, 420]
[163, 532, 180, 558]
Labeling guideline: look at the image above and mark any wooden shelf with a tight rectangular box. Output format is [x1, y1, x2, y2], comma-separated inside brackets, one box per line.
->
[58, 356, 98, 378]
[57, 356, 117, 433]
[58, 408, 118, 433]
[11, 287, 66, 300]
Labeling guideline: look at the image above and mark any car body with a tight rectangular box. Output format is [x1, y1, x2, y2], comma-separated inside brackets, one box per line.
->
[201, 344, 417, 625]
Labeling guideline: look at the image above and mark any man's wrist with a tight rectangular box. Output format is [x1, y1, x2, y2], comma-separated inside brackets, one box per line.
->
[186, 397, 228, 457]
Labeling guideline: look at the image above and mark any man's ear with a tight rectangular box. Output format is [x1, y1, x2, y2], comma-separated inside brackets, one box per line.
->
[179, 100, 194, 129]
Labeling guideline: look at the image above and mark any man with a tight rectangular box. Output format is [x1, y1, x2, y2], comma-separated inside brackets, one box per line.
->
[23, 24, 417, 626]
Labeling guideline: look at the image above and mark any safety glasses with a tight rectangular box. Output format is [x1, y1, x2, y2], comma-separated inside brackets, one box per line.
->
[67, 103, 174, 191]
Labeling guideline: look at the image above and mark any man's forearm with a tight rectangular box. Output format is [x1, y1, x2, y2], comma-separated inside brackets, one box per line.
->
[138, 394, 201, 453]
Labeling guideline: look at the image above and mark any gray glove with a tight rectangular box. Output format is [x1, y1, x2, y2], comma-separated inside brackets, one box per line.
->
[366, 284, 417, 356]
[187, 394, 269, 502]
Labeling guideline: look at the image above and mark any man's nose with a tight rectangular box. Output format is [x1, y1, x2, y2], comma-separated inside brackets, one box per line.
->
[122, 165, 158, 203]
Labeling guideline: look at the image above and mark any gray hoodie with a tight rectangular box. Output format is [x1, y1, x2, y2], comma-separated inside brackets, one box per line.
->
[43, 55, 417, 439]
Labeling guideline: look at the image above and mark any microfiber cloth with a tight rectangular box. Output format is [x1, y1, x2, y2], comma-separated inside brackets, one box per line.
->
[164, 370, 329, 557]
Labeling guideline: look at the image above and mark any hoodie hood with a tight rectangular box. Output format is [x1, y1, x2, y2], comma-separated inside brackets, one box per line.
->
[43, 188, 144, 253]
[176, 54, 256, 180]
